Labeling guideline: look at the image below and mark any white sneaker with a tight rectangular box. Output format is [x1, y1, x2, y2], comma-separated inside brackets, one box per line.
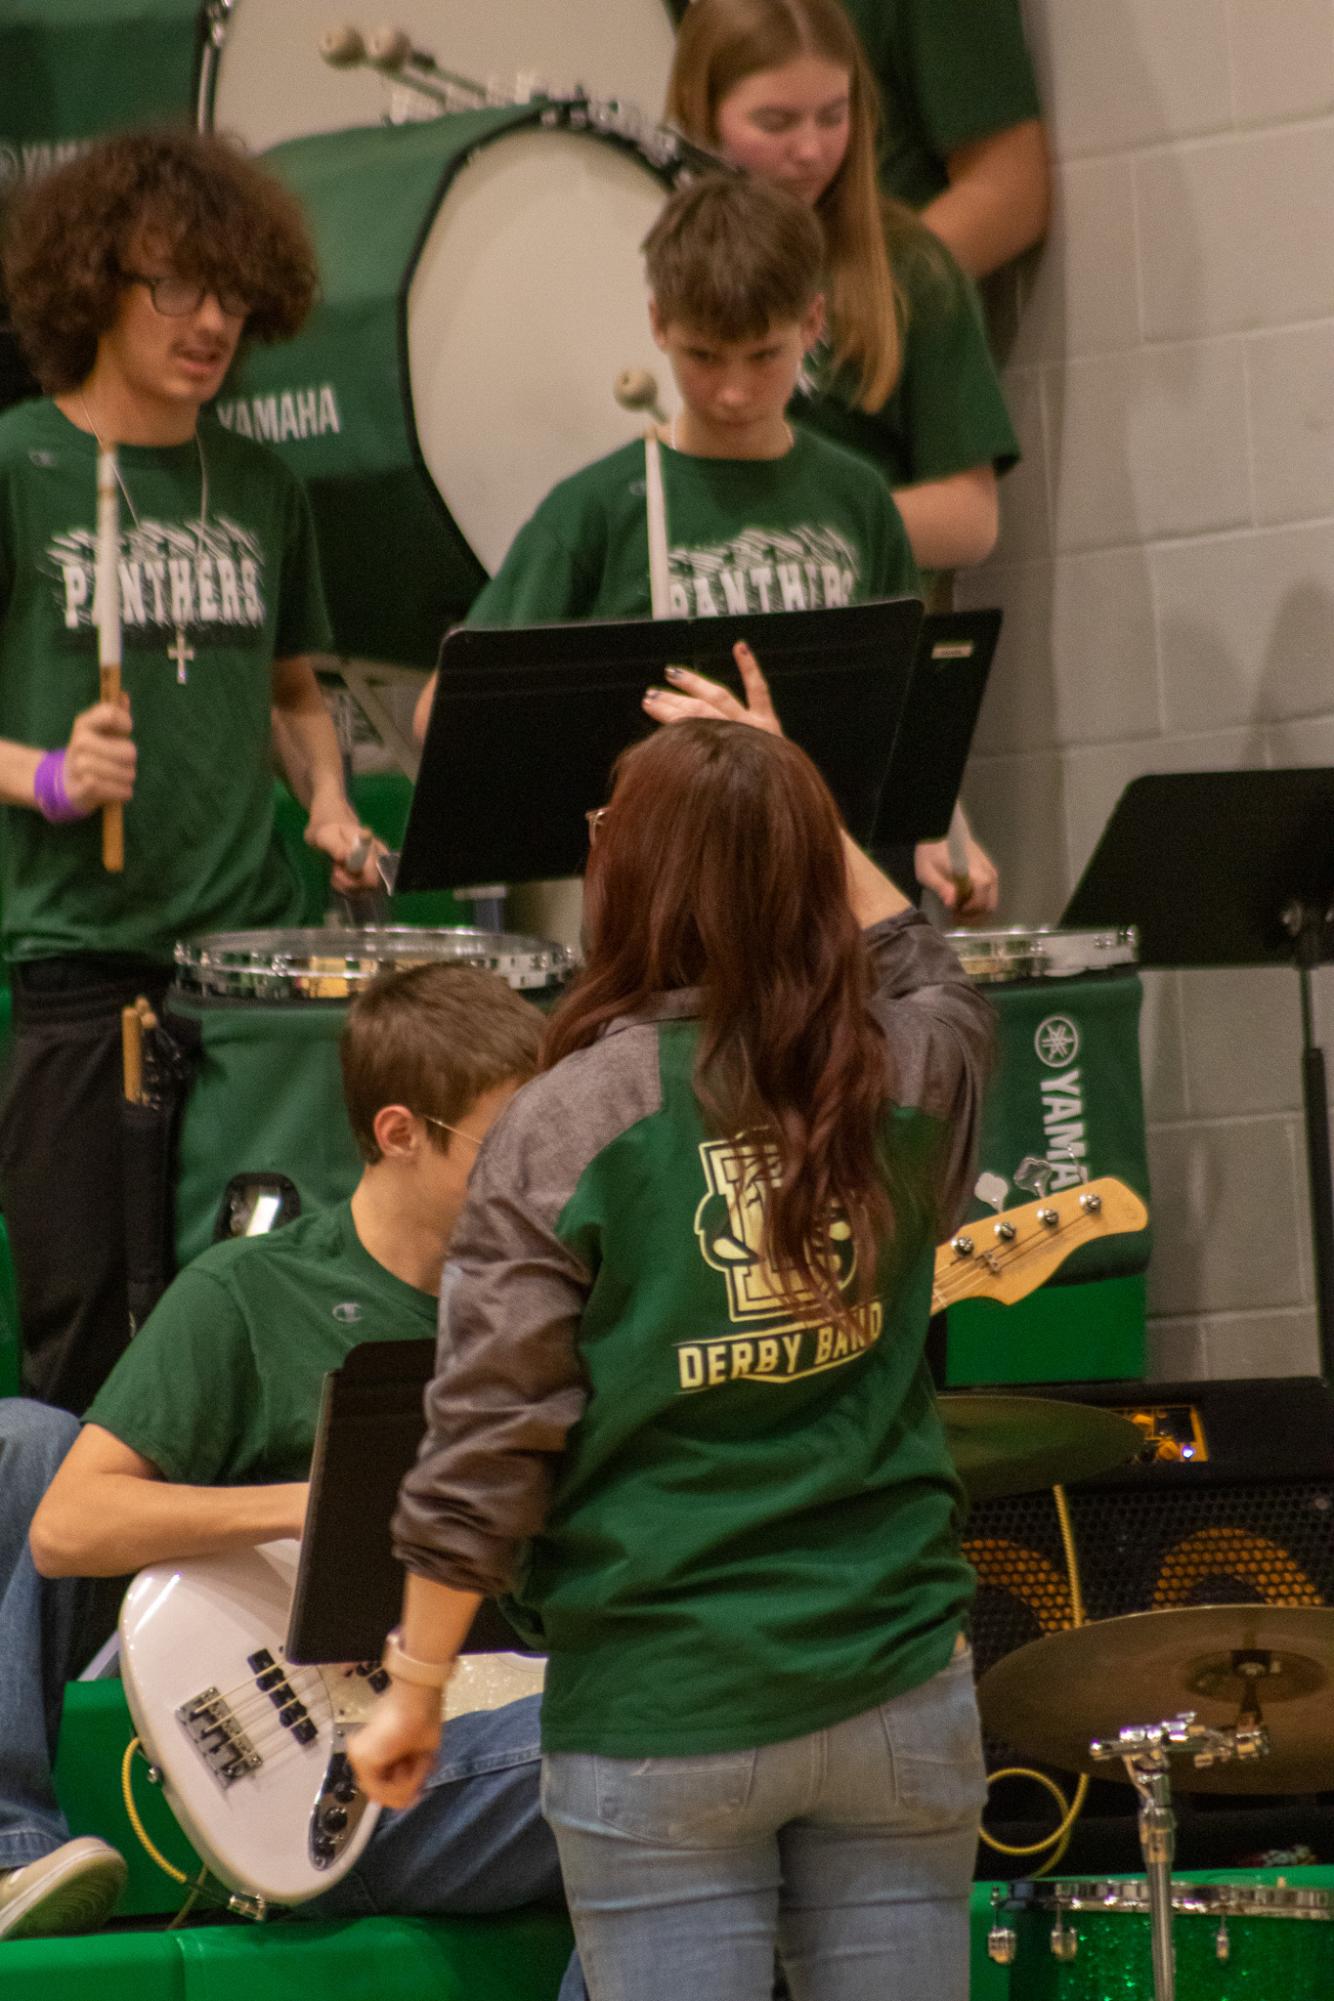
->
[0, 1837, 128, 1941]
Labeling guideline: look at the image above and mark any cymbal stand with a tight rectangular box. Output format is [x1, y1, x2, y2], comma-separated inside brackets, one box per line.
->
[1090, 1714, 1269, 2001]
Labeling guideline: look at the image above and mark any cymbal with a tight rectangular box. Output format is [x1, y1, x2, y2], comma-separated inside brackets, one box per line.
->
[940, 1393, 1143, 1502]
[978, 1605, 1334, 1792]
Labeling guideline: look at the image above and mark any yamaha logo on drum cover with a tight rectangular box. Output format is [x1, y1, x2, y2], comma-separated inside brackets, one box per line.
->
[1035, 1015, 1080, 1067]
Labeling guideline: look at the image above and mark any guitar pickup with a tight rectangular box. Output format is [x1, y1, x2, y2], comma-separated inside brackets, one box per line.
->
[178, 1685, 263, 1788]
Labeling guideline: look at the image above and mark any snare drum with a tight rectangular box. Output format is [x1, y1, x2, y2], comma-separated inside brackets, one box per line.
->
[198, 0, 677, 155]
[219, 104, 687, 665]
[170, 926, 576, 1268]
[949, 927, 1138, 987]
[1007, 1877, 1334, 1996]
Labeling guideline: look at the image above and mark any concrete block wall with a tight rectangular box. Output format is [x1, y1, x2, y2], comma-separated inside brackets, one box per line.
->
[958, 0, 1334, 1380]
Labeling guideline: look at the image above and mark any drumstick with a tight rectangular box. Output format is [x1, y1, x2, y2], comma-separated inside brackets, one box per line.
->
[946, 804, 972, 912]
[121, 1004, 143, 1106]
[615, 369, 666, 426]
[95, 446, 124, 873]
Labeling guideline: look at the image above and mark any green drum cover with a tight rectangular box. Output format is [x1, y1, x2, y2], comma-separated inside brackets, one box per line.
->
[0, 1, 198, 172]
[1012, 1895, 1334, 1997]
[969, 971, 1151, 1284]
[170, 994, 362, 1270]
[223, 107, 545, 667]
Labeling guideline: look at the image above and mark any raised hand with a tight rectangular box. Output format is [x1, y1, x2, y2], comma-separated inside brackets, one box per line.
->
[642, 640, 782, 737]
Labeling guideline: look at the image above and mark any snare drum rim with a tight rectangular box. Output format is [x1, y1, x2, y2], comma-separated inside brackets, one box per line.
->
[173, 925, 578, 999]
[1017, 1877, 1334, 1921]
[946, 924, 1139, 983]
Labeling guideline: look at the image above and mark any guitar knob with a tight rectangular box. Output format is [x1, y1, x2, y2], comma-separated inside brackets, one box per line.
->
[321, 1803, 349, 1833]
[333, 1778, 357, 1804]
[1079, 1190, 1102, 1213]
[993, 1221, 1016, 1243]
[951, 1235, 975, 1258]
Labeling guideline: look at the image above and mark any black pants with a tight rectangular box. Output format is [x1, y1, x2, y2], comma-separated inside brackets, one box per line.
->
[0, 958, 171, 1415]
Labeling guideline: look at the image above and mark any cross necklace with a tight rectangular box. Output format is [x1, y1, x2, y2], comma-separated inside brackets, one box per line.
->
[79, 393, 207, 684]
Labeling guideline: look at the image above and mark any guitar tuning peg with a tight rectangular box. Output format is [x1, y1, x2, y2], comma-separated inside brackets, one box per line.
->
[975, 1171, 1009, 1214]
[1013, 1154, 1055, 1198]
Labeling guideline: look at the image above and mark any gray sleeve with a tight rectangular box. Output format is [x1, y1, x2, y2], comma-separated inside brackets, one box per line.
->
[391, 1095, 594, 1596]
[864, 910, 997, 1230]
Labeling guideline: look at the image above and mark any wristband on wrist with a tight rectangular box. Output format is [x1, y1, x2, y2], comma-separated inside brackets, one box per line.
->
[33, 749, 89, 824]
[382, 1627, 455, 1690]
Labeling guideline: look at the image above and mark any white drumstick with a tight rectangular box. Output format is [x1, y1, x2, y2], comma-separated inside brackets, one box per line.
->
[615, 368, 666, 426]
[319, 24, 366, 66]
[946, 804, 972, 910]
[95, 446, 124, 873]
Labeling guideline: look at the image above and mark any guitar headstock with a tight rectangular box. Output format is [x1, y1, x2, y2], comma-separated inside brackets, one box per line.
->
[932, 1177, 1149, 1310]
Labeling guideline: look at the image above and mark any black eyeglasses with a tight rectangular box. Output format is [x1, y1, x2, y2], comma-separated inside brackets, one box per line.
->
[122, 271, 252, 319]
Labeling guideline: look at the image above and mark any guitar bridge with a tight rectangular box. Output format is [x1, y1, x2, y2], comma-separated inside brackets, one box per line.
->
[178, 1685, 262, 1787]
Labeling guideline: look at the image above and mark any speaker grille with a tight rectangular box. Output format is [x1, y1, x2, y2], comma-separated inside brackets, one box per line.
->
[965, 1481, 1334, 1687]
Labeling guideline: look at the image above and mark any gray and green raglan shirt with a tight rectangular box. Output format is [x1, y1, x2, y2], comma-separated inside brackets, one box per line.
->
[393, 911, 995, 1758]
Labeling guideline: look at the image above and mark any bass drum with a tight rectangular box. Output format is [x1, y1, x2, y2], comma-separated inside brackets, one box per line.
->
[199, 0, 677, 155]
[222, 104, 684, 666]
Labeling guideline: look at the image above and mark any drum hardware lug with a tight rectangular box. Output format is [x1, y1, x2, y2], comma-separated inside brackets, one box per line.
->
[1049, 1911, 1078, 1961]
[951, 1235, 975, 1258]
[986, 1888, 1017, 1966]
[1214, 1916, 1231, 1962]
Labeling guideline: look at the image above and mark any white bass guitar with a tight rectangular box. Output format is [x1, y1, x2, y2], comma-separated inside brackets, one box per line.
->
[118, 1538, 543, 1908]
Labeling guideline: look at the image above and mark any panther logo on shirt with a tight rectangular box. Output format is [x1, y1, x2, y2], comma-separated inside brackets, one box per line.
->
[667, 525, 860, 618]
[45, 516, 268, 640]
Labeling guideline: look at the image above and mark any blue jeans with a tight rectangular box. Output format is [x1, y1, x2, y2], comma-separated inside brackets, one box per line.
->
[542, 1645, 986, 2001]
[0, 1398, 84, 1868]
[0, 1399, 589, 1999]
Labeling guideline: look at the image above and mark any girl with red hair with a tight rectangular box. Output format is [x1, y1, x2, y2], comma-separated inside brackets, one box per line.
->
[356, 651, 994, 2000]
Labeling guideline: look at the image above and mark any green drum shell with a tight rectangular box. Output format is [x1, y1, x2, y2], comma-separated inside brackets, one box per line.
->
[1009, 1878, 1334, 1998]
[226, 104, 679, 667]
[170, 926, 575, 1269]
[0, 0, 199, 155]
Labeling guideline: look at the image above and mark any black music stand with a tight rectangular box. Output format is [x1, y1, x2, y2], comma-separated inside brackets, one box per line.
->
[871, 608, 1001, 846]
[397, 599, 927, 891]
[286, 1338, 533, 1665]
[1063, 769, 1334, 1382]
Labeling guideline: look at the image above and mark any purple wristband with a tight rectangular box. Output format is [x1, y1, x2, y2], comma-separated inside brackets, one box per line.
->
[33, 749, 89, 824]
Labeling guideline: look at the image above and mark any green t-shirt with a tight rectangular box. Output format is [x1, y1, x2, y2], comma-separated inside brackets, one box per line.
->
[839, 0, 1042, 208]
[0, 398, 333, 964]
[794, 223, 1019, 488]
[84, 1202, 437, 1482]
[467, 428, 920, 626]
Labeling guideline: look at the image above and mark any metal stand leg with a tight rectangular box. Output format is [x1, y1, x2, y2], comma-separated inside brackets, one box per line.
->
[1092, 1714, 1268, 2001]
[1130, 1763, 1177, 2001]
[1297, 957, 1334, 1378]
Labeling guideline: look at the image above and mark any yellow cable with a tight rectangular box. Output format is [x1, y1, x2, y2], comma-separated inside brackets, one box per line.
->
[120, 1735, 189, 1884]
[978, 1482, 1090, 1864]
